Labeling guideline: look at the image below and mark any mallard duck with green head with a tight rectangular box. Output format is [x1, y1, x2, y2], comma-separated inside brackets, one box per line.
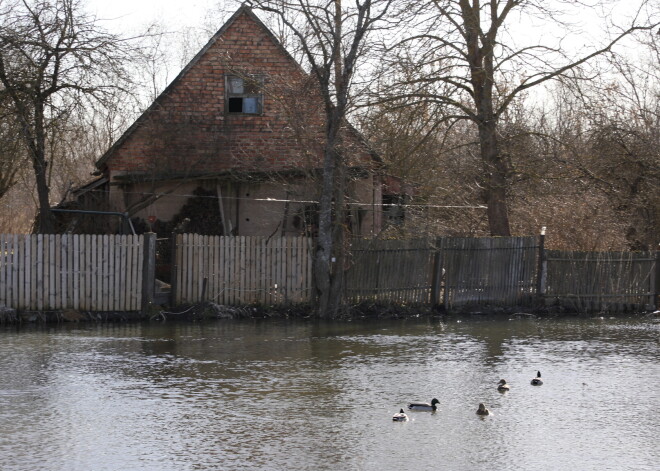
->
[408, 398, 439, 411]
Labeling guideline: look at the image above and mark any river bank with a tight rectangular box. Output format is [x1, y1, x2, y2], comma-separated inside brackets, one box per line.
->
[1, 301, 655, 324]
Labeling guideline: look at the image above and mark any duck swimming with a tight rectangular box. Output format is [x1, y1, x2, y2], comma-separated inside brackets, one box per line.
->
[531, 371, 543, 386]
[408, 398, 439, 411]
[497, 379, 510, 391]
[476, 403, 490, 415]
[392, 409, 409, 422]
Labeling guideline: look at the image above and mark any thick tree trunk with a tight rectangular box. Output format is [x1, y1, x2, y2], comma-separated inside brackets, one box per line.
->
[461, 0, 512, 237]
[315, 147, 334, 317]
[32, 107, 53, 234]
[33, 157, 53, 234]
[315, 116, 340, 318]
[315, 114, 348, 318]
[478, 120, 511, 236]
[327, 147, 347, 314]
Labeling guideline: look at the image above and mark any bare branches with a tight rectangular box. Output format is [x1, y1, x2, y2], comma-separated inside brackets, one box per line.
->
[0, 0, 140, 232]
[496, 21, 659, 118]
[373, 0, 659, 236]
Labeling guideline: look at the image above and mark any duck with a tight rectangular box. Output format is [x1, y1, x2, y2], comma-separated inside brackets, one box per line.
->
[392, 409, 409, 422]
[497, 379, 510, 391]
[531, 370, 543, 386]
[407, 398, 439, 411]
[476, 403, 490, 416]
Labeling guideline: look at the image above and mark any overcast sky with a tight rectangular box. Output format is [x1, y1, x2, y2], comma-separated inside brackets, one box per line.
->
[85, 0, 655, 105]
[87, 0, 653, 50]
[88, 0, 224, 32]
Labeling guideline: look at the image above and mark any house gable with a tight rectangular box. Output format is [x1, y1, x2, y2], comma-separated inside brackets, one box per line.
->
[98, 6, 375, 181]
[97, 8, 318, 181]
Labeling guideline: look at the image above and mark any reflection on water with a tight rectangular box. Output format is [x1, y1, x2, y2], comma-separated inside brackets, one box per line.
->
[0, 316, 658, 471]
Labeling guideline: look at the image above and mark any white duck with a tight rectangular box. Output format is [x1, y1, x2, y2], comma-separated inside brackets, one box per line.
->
[392, 409, 409, 422]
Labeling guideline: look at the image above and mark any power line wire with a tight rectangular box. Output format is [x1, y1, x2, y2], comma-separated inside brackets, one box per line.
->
[78, 187, 487, 210]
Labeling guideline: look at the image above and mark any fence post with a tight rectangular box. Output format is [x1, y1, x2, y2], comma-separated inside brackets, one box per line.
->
[141, 232, 156, 315]
[536, 227, 547, 305]
[430, 238, 444, 307]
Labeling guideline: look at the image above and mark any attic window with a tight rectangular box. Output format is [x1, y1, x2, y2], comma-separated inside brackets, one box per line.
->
[383, 194, 406, 225]
[226, 75, 263, 115]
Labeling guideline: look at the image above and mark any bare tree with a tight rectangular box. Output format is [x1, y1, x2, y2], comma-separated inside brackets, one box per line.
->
[245, 0, 395, 317]
[376, 0, 658, 235]
[0, 0, 136, 233]
[558, 29, 660, 250]
[0, 96, 25, 199]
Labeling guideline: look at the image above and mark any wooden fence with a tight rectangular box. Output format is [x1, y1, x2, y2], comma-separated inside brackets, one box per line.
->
[544, 250, 657, 312]
[0, 234, 151, 311]
[172, 234, 313, 304]
[436, 236, 539, 310]
[344, 239, 434, 304]
[173, 235, 541, 309]
[0, 233, 656, 313]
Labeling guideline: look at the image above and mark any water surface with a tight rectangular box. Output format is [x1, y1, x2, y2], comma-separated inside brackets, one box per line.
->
[0, 315, 658, 470]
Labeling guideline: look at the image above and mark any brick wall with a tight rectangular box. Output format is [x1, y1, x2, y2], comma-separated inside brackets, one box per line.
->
[103, 9, 375, 179]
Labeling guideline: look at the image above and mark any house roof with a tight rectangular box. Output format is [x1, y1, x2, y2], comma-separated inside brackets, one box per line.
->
[96, 6, 304, 171]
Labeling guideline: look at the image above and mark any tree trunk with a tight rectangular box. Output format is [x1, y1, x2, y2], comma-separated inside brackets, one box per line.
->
[33, 156, 53, 234]
[315, 109, 349, 318]
[315, 123, 338, 318]
[327, 143, 347, 314]
[32, 105, 53, 234]
[478, 119, 511, 236]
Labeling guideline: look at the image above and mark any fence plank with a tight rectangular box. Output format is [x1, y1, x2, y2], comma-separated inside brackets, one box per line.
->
[53, 234, 60, 309]
[20, 234, 26, 309]
[11, 235, 18, 308]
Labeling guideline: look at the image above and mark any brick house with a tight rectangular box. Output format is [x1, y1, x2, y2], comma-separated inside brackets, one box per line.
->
[66, 6, 391, 237]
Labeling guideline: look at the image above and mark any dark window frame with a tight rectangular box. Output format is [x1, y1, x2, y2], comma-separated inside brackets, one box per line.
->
[225, 74, 264, 115]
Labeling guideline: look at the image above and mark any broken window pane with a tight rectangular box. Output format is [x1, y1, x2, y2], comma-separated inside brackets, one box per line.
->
[226, 74, 263, 115]
[228, 97, 243, 113]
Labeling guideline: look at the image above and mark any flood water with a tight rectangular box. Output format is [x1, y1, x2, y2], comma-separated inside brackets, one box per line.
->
[0, 315, 658, 471]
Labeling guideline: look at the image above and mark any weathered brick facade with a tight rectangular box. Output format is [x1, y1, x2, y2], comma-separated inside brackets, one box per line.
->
[95, 6, 383, 236]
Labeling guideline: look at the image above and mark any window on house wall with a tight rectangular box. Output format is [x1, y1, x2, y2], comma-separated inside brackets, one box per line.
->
[225, 75, 263, 115]
[383, 194, 406, 225]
